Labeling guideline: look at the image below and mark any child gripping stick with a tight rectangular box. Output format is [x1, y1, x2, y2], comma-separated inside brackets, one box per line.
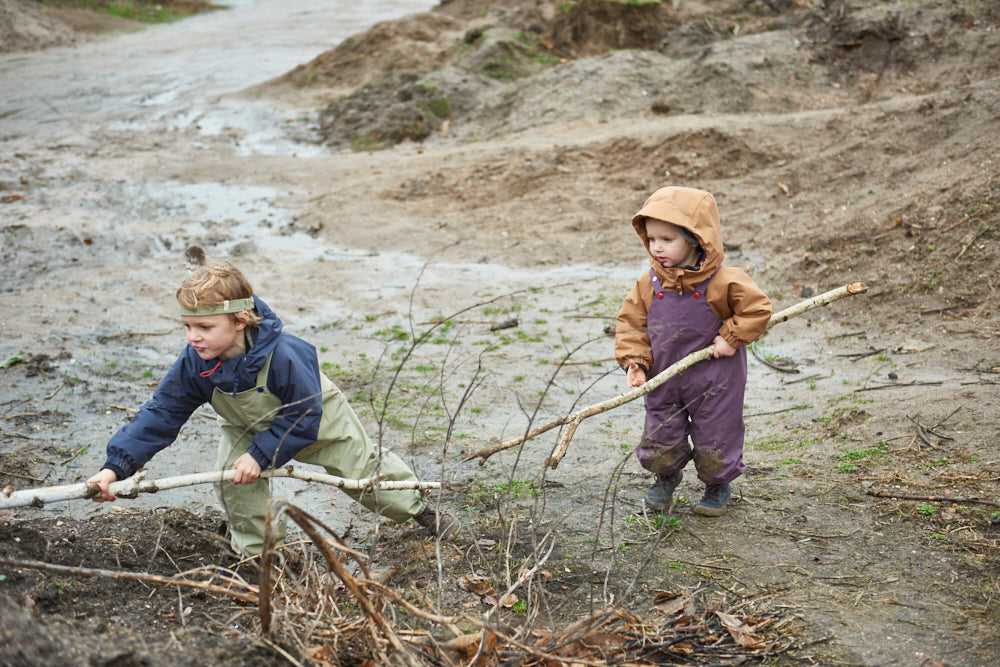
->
[88, 253, 459, 556]
[615, 186, 772, 516]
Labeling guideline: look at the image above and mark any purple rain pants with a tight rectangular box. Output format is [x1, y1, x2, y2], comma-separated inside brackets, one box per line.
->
[636, 270, 747, 486]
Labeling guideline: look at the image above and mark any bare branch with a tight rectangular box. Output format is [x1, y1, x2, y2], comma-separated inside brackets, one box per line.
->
[463, 281, 868, 466]
[0, 466, 440, 510]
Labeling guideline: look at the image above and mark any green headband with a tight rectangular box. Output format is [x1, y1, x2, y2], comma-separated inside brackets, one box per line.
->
[178, 297, 255, 317]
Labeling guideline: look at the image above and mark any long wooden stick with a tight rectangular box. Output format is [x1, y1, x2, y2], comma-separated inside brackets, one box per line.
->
[0, 557, 259, 603]
[463, 281, 868, 468]
[0, 466, 441, 510]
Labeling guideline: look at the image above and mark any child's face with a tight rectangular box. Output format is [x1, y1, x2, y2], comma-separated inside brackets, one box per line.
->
[644, 219, 699, 269]
[182, 314, 247, 361]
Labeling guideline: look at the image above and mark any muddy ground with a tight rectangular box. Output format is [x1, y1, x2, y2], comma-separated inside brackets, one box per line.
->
[1, 0, 999, 665]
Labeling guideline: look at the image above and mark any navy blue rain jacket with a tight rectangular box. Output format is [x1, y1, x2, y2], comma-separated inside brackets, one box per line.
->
[103, 296, 324, 479]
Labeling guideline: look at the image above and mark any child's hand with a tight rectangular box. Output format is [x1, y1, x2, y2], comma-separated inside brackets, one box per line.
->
[231, 453, 262, 484]
[87, 469, 119, 502]
[626, 360, 647, 387]
[713, 335, 737, 359]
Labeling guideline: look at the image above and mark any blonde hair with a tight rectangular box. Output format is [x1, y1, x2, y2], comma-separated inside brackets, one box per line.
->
[176, 262, 261, 327]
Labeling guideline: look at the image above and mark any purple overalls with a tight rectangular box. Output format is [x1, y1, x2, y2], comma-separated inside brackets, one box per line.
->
[636, 270, 747, 485]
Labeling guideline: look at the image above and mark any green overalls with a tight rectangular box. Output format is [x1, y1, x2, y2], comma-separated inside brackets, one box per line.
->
[211, 353, 427, 556]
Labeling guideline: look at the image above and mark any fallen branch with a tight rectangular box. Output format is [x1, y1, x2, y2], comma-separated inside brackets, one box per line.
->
[853, 380, 943, 392]
[0, 466, 440, 510]
[463, 281, 868, 467]
[749, 342, 799, 374]
[865, 489, 999, 506]
[0, 557, 258, 603]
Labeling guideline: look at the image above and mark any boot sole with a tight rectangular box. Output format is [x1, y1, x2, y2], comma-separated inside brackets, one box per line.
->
[692, 505, 727, 517]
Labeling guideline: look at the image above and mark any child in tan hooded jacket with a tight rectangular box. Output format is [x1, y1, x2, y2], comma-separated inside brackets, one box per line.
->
[616, 186, 771, 516]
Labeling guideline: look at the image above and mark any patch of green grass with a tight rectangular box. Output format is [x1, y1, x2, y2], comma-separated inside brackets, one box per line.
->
[374, 324, 410, 342]
[350, 133, 380, 152]
[837, 441, 889, 463]
[494, 478, 540, 499]
[626, 513, 682, 533]
[917, 504, 937, 516]
[41, 0, 219, 23]
[423, 97, 452, 118]
[776, 457, 803, 466]
[746, 430, 815, 453]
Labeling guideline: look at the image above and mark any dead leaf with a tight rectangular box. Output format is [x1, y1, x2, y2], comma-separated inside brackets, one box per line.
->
[715, 611, 765, 648]
[304, 645, 336, 667]
[672, 640, 696, 654]
[459, 573, 495, 597]
[445, 630, 497, 657]
[653, 588, 694, 616]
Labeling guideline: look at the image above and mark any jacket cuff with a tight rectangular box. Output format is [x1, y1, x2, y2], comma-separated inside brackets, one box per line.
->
[247, 444, 273, 470]
[623, 359, 648, 374]
[103, 456, 135, 480]
[720, 329, 743, 349]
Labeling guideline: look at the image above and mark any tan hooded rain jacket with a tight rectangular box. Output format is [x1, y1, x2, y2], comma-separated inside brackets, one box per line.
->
[615, 186, 772, 372]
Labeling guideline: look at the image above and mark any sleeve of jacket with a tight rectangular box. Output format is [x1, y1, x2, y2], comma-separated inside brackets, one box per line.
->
[714, 268, 772, 348]
[615, 276, 653, 372]
[103, 354, 209, 479]
[246, 337, 323, 470]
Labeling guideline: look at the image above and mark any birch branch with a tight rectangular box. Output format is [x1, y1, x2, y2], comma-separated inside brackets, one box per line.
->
[0, 466, 440, 510]
[463, 281, 868, 467]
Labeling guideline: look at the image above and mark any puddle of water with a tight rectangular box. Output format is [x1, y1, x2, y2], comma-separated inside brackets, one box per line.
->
[0, 0, 439, 153]
[122, 180, 314, 253]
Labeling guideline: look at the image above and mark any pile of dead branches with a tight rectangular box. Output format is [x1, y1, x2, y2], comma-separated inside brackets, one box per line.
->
[247, 501, 804, 666]
[1, 500, 806, 666]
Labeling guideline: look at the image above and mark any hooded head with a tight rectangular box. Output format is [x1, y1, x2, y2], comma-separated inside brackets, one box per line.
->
[632, 186, 724, 281]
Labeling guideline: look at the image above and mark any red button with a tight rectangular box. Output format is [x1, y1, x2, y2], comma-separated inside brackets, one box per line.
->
[693, 292, 701, 298]
[657, 293, 663, 299]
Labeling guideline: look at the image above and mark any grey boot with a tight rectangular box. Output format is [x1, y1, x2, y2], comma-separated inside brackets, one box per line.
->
[692, 483, 732, 517]
[644, 470, 683, 511]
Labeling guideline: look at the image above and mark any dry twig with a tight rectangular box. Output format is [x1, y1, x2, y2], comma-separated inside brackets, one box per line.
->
[865, 489, 999, 506]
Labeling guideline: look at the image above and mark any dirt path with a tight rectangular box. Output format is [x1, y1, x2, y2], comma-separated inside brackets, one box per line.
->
[1, 1, 998, 665]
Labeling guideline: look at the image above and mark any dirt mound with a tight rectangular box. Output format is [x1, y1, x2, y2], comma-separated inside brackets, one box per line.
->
[259, 0, 1000, 153]
[0, 0, 83, 52]
[0, 508, 274, 666]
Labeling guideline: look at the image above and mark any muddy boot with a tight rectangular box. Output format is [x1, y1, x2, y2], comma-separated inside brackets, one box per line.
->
[414, 506, 461, 540]
[644, 470, 683, 512]
[692, 483, 731, 517]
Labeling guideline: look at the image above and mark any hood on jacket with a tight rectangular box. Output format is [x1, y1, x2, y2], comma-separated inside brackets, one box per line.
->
[632, 186, 724, 288]
[241, 294, 282, 374]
